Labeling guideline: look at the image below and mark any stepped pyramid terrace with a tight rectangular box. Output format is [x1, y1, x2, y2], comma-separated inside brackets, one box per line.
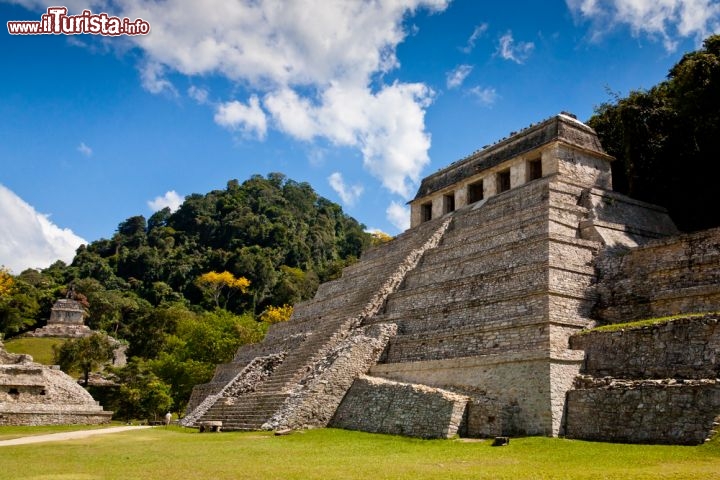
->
[184, 113, 720, 443]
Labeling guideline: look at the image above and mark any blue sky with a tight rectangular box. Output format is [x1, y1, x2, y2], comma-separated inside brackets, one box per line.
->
[1, 0, 719, 273]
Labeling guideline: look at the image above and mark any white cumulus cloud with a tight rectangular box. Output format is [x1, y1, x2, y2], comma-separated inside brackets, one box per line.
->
[446, 64, 473, 89]
[148, 190, 184, 212]
[0, 184, 86, 273]
[10, 0, 449, 199]
[266, 81, 433, 198]
[386, 201, 410, 231]
[214, 96, 268, 140]
[328, 172, 364, 206]
[566, 0, 720, 51]
[496, 31, 535, 64]
[93, 0, 446, 199]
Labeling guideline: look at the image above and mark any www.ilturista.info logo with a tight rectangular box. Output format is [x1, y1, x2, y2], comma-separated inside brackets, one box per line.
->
[7, 6, 150, 36]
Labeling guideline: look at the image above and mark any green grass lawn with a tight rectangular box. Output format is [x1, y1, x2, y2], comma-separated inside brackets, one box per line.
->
[3, 337, 67, 365]
[0, 427, 718, 479]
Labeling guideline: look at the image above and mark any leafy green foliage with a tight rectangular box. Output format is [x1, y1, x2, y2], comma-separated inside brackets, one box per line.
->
[0, 172, 374, 416]
[112, 359, 174, 421]
[589, 34, 720, 231]
[0, 273, 43, 337]
[54, 333, 115, 386]
[66, 173, 370, 314]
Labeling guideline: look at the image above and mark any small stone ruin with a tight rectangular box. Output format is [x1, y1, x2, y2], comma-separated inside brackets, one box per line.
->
[0, 342, 112, 426]
[25, 297, 93, 338]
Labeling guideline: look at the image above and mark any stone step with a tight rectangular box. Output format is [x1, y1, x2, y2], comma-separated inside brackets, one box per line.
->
[387, 262, 548, 310]
[402, 236, 549, 290]
[385, 291, 548, 333]
[433, 207, 549, 256]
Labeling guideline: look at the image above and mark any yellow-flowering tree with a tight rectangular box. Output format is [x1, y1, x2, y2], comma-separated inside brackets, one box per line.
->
[0, 267, 13, 298]
[370, 230, 393, 246]
[259, 304, 293, 324]
[195, 271, 250, 309]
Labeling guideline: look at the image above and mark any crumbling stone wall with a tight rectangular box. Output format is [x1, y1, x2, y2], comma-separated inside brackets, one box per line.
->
[264, 323, 397, 430]
[594, 228, 720, 323]
[0, 344, 112, 426]
[566, 316, 720, 444]
[566, 378, 720, 445]
[330, 375, 468, 439]
[570, 315, 720, 379]
[371, 351, 574, 436]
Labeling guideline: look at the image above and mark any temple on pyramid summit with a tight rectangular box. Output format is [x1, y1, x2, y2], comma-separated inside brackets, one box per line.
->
[184, 113, 720, 444]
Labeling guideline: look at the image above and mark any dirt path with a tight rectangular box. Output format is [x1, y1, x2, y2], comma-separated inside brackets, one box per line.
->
[0, 425, 153, 446]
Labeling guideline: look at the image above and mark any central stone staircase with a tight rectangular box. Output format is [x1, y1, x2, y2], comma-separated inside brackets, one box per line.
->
[184, 216, 452, 430]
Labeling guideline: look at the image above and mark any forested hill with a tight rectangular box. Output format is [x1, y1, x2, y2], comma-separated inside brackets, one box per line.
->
[2, 173, 375, 344]
[75, 173, 371, 312]
[0, 173, 378, 415]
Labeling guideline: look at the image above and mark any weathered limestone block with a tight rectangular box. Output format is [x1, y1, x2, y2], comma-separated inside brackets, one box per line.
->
[330, 375, 469, 439]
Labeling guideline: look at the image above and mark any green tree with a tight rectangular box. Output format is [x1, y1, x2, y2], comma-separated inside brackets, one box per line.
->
[112, 359, 173, 421]
[55, 333, 115, 386]
[589, 34, 720, 231]
[148, 309, 266, 410]
[0, 274, 41, 338]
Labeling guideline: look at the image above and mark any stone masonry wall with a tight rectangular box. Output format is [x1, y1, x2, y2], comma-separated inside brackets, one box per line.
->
[566, 379, 720, 445]
[371, 352, 558, 436]
[0, 411, 112, 427]
[570, 315, 720, 379]
[594, 228, 720, 323]
[330, 375, 468, 439]
[565, 315, 720, 444]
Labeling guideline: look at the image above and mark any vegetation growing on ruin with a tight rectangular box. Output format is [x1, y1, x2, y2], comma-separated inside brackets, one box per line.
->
[0, 427, 718, 479]
[579, 312, 720, 335]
